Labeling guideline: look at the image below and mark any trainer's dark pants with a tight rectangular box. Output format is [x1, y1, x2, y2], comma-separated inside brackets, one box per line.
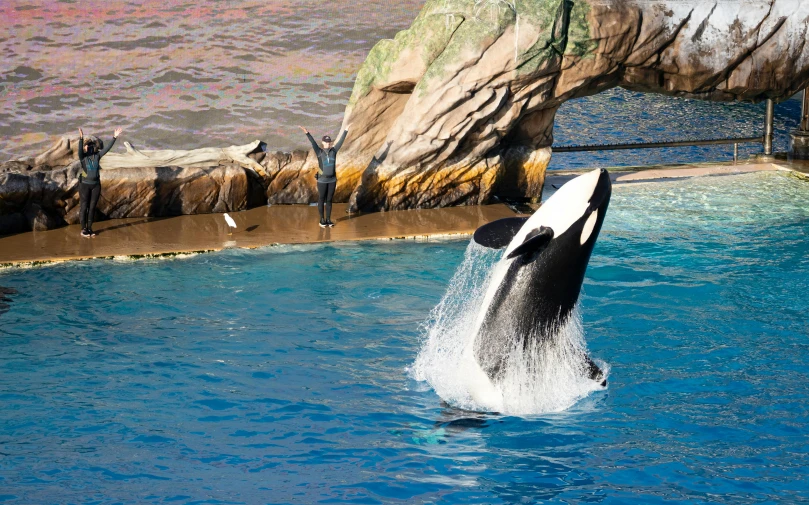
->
[317, 181, 336, 221]
[79, 182, 101, 230]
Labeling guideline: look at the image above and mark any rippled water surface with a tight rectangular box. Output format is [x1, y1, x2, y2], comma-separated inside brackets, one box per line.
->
[0, 1, 803, 167]
[1, 172, 808, 503]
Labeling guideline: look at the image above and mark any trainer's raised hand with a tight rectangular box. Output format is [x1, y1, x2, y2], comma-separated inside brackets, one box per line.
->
[113, 127, 123, 138]
[298, 125, 309, 134]
[78, 127, 84, 138]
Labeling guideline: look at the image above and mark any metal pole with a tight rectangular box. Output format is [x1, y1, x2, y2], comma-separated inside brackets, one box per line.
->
[733, 143, 738, 164]
[801, 89, 809, 132]
[764, 98, 774, 155]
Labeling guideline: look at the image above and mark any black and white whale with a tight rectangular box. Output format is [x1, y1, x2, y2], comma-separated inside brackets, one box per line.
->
[463, 168, 612, 409]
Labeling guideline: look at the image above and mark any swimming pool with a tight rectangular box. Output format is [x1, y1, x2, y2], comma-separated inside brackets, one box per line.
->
[1, 171, 808, 504]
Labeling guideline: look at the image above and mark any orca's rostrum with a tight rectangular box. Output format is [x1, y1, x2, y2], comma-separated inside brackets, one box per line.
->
[464, 168, 612, 409]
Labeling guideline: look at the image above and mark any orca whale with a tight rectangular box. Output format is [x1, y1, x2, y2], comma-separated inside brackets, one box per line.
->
[464, 168, 612, 408]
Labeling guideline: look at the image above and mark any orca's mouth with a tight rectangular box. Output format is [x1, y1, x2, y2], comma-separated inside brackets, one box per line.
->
[586, 168, 611, 214]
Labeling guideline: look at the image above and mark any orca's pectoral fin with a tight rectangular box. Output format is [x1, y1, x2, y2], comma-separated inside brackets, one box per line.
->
[506, 226, 554, 260]
[473, 217, 529, 249]
[585, 355, 606, 387]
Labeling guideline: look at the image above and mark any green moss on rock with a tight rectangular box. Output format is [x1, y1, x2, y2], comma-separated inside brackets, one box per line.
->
[348, 1, 595, 105]
[565, 1, 597, 57]
[516, 0, 596, 75]
[349, 38, 398, 106]
[348, 5, 462, 106]
[416, 0, 516, 96]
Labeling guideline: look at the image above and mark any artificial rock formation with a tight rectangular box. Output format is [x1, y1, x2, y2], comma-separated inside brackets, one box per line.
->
[0, 144, 267, 235]
[0, 137, 269, 175]
[102, 140, 268, 175]
[4, 0, 809, 234]
[0, 140, 274, 235]
[340, 0, 809, 212]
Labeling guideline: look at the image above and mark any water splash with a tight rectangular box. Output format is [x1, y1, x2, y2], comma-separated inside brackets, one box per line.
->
[411, 240, 607, 415]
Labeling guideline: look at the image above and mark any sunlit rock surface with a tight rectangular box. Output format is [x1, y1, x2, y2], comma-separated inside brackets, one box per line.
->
[342, 0, 809, 212]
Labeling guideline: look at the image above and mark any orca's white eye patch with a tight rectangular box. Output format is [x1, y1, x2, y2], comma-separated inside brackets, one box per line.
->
[580, 210, 598, 245]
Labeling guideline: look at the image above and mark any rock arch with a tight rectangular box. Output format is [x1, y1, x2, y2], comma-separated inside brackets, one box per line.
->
[339, 0, 809, 212]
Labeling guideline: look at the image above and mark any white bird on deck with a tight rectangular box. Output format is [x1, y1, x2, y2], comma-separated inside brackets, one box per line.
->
[223, 213, 237, 235]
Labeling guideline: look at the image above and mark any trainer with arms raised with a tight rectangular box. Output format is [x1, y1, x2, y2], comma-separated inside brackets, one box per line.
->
[298, 125, 348, 228]
[77, 126, 123, 237]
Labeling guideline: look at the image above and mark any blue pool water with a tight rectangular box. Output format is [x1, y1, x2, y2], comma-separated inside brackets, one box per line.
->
[552, 89, 804, 170]
[1, 172, 809, 504]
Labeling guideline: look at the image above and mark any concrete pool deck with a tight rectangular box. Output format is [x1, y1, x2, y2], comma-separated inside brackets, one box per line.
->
[1, 159, 808, 267]
[0, 203, 521, 267]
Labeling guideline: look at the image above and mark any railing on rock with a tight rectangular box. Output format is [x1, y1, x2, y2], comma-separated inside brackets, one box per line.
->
[551, 99, 778, 163]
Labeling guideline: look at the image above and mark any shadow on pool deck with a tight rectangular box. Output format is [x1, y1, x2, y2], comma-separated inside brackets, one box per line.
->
[1, 160, 807, 267]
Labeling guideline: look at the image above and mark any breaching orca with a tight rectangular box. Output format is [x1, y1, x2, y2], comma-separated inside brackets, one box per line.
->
[464, 168, 611, 408]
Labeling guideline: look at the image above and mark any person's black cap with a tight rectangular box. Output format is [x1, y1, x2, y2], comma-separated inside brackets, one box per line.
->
[84, 138, 102, 150]
[322, 135, 332, 143]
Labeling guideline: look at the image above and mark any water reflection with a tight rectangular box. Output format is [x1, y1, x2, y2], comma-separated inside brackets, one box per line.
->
[0, 285, 17, 315]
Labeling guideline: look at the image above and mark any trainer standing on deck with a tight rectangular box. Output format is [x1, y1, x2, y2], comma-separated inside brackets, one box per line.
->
[77, 127, 122, 237]
[298, 125, 348, 228]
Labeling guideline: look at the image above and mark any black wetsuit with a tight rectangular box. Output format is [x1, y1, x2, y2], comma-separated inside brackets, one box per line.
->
[306, 130, 347, 222]
[77, 136, 116, 231]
